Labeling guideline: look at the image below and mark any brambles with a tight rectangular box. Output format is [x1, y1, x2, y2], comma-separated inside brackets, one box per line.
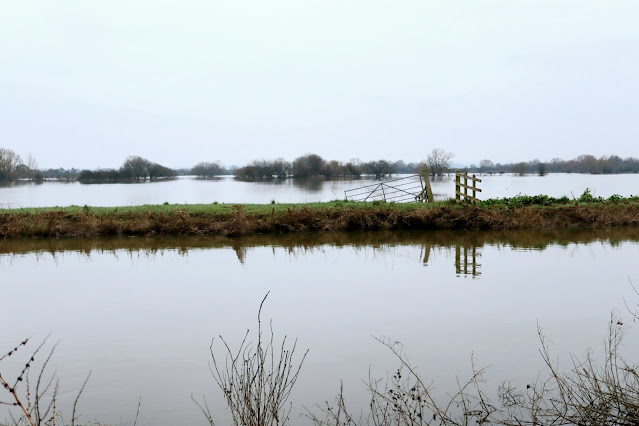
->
[479, 191, 639, 208]
[481, 194, 572, 208]
[579, 188, 597, 203]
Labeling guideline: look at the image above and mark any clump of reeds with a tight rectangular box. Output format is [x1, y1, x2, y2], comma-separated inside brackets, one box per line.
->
[194, 293, 308, 426]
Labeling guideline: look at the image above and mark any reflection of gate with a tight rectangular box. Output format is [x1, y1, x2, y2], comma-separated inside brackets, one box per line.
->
[421, 244, 481, 278]
[344, 170, 433, 203]
[455, 245, 481, 277]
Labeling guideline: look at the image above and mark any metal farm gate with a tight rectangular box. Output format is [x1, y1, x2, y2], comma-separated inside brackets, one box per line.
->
[344, 170, 433, 203]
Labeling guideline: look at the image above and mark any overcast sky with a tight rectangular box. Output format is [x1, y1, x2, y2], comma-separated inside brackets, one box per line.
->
[1, 1, 638, 169]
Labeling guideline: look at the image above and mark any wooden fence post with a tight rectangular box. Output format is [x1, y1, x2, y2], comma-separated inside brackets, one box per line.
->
[421, 169, 434, 203]
[463, 173, 468, 202]
[472, 174, 477, 205]
[455, 171, 482, 204]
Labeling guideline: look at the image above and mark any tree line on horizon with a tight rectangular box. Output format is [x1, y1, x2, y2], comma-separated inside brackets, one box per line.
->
[77, 155, 177, 183]
[464, 154, 639, 176]
[1, 147, 638, 183]
[0, 148, 456, 182]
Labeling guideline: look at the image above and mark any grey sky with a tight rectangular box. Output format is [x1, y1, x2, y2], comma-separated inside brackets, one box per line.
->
[1, 1, 638, 169]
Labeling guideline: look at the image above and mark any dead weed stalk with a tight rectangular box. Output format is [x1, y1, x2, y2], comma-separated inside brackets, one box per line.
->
[196, 293, 308, 426]
[0, 336, 90, 426]
[309, 317, 639, 426]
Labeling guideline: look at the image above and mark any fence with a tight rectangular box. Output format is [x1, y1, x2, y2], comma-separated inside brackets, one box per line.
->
[455, 170, 482, 204]
[344, 170, 434, 203]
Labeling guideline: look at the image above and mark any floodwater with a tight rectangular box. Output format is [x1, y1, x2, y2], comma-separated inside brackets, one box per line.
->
[2, 229, 639, 425]
[1, 173, 638, 208]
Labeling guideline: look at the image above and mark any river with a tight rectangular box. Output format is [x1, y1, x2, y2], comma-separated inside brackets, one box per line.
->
[1, 229, 638, 425]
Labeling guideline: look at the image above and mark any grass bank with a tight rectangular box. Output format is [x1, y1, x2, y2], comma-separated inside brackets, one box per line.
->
[1, 195, 639, 239]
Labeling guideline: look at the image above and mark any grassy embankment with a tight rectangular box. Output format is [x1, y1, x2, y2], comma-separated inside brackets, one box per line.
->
[1, 193, 639, 239]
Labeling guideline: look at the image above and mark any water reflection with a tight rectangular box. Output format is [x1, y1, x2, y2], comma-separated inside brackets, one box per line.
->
[2, 228, 639, 425]
[291, 176, 329, 193]
[0, 180, 44, 188]
[455, 245, 481, 277]
[2, 228, 638, 277]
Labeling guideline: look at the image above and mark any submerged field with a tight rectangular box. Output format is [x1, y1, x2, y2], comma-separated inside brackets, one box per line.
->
[1, 194, 639, 239]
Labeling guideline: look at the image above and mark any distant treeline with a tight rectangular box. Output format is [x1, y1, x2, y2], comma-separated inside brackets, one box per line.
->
[466, 155, 639, 176]
[0, 148, 42, 181]
[233, 155, 403, 179]
[0, 148, 453, 183]
[77, 156, 177, 183]
[232, 149, 454, 179]
[2, 146, 638, 184]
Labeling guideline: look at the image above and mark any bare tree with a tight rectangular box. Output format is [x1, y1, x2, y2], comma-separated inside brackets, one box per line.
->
[0, 148, 23, 181]
[425, 148, 454, 176]
[511, 162, 529, 176]
[120, 156, 152, 180]
[362, 160, 395, 179]
[479, 159, 494, 174]
[25, 153, 38, 172]
[537, 162, 547, 176]
[272, 158, 291, 178]
[148, 162, 177, 179]
[192, 162, 224, 178]
[292, 154, 326, 177]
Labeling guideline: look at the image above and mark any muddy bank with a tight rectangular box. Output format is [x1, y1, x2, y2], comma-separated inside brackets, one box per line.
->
[1, 202, 639, 239]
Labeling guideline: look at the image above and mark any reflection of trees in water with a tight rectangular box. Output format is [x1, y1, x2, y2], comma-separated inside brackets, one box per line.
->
[292, 177, 325, 193]
[234, 177, 288, 185]
[193, 176, 224, 182]
[230, 241, 248, 264]
[292, 176, 369, 193]
[430, 175, 453, 182]
[0, 180, 44, 189]
[2, 228, 639, 275]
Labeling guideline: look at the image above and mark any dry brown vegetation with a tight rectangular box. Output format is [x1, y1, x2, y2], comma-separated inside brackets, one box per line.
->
[197, 296, 639, 426]
[3, 293, 639, 425]
[1, 202, 639, 239]
[0, 337, 91, 426]
[191, 294, 639, 426]
[308, 317, 639, 426]
[193, 293, 308, 426]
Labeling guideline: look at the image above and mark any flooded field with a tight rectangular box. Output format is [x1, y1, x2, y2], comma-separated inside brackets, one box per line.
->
[1, 173, 639, 208]
[2, 229, 639, 425]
